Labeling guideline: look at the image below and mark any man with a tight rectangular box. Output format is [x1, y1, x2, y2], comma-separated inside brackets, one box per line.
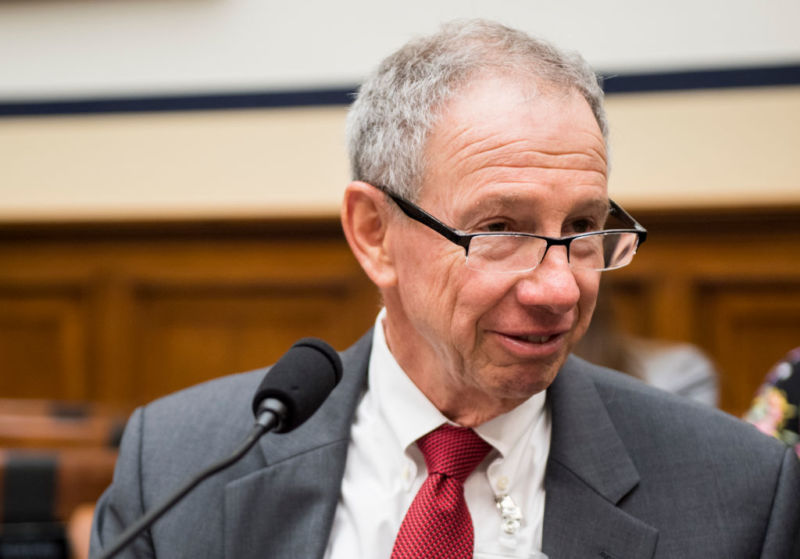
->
[91, 20, 800, 558]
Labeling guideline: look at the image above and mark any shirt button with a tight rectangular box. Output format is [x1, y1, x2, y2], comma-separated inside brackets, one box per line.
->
[402, 465, 411, 481]
[497, 476, 510, 492]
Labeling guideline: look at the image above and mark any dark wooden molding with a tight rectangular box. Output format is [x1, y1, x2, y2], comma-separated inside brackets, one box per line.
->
[1, 204, 798, 240]
[627, 204, 800, 236]
[0, 215, 346, 242]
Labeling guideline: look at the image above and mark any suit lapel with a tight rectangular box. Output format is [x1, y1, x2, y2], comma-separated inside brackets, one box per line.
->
[542, 357, 658, 559]
[223, 332, 372, 559]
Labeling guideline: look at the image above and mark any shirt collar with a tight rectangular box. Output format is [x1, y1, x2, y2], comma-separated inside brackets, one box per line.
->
[369, 309, 547, 458]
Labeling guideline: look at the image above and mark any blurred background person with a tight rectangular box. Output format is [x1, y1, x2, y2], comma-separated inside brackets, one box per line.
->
[575, 282, 719, 407]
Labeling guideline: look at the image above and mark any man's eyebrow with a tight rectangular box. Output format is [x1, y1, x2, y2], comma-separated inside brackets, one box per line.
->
[571, 198, 611, 216]
[461, 196, 610, 222]
[460, 195, 524, 224]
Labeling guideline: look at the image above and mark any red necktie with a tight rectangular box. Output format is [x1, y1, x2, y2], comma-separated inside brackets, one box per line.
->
[391, 424, 493, 559]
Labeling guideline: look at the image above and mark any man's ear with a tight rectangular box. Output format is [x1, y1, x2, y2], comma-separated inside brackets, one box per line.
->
[341, 181, 398, 288]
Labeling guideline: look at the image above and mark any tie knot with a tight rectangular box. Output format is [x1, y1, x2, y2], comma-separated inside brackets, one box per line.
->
[417, 424, 492, 483]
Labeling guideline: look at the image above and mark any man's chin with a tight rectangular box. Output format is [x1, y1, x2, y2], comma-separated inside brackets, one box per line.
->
[483, 361, 561, 402]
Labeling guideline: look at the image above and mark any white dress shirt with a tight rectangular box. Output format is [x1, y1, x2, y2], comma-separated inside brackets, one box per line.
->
[324, 311, 552, 558]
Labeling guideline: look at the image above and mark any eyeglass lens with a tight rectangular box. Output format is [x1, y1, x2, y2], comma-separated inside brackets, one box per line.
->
[465, 232, 639, 273]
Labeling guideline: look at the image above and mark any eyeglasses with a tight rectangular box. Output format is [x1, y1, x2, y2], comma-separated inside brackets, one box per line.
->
[375, 185, 647, 274]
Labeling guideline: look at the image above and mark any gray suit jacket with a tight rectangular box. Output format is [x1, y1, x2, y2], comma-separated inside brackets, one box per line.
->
[91, 332, 800, 558]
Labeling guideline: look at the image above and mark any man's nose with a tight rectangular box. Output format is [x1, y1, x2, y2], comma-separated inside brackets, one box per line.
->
[514, 245, 581, 312]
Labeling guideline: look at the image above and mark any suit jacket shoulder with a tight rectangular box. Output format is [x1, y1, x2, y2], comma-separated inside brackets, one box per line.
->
[543, 355, 800, 559]
[90, 333, 372, 559]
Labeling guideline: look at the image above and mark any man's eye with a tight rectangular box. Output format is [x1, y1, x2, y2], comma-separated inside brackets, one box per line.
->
[484, 221, 510, 233]
[567, 218, 598, 234]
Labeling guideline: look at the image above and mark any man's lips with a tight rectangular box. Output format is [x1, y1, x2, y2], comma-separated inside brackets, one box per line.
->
[494, 326, 570, 342]
[490, 328, 570, 355]
[505, 332, 559, 344]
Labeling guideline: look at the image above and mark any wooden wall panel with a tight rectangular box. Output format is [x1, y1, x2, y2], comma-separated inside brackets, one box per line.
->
[131, 279, 376, 404]
[606, 206, 800, 414]
[0, 207, 798, 414]
[696, 283, 800, 415]
[0, 220, 379, 407]
[0, 288, 88, 400]
[602, 278, 655, 338]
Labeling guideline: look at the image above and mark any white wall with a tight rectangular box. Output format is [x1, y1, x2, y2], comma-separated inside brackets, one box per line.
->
[1, 0, 799, 100]
[1, 1, 798, 221]
[2, 86, 798, 221]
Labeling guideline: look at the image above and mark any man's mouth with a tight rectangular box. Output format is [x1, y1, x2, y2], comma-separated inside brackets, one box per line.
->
[511, 334, 556, 344]
[490, 329, 569, 359]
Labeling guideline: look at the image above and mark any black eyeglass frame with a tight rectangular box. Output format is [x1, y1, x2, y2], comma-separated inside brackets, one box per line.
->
[374, 184, 647, 269]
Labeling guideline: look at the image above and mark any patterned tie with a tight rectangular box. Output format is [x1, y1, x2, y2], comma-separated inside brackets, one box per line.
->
[391, 424, 493, 559]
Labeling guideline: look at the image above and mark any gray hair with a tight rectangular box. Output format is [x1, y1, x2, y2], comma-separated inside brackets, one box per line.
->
[345, 19, 607, 201]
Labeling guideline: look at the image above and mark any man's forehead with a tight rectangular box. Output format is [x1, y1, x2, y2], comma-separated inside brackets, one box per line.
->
[415, 72, 608, 217]
[457, 191, 610, 219]
[428, 78, 605, 158]
[440, 72, 592, 126]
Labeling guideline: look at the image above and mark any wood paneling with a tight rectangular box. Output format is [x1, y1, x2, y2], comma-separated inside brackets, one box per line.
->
[0, 219, 378, 407]
[0, 289, 88, 400]
[606, 205, 800, 415]
[132, 278, 375, 404]
[0, 207, 798, 414]
[696, 283, 800, 415]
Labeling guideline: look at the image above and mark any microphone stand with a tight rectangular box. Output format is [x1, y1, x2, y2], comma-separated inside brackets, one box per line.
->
[97, 400, 286, 559]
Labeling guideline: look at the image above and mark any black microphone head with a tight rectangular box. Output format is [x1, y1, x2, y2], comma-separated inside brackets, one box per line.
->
[251, 338, 343, 433]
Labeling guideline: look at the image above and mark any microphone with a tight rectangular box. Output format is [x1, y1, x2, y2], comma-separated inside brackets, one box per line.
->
[97, 338, 342, 559]
[252, 337, 343, 433]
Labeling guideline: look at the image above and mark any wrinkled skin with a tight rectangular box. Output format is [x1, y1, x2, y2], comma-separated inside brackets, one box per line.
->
[343, 74, 608, 426]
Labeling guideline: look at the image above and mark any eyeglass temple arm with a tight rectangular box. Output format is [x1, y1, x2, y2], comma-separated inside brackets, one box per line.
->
[375, 186, 472, 250]
[610, 200, 648, 244]
[375, 184, 647, 248]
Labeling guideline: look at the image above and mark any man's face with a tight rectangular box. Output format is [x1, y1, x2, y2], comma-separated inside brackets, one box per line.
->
[381, 75, 608, 421]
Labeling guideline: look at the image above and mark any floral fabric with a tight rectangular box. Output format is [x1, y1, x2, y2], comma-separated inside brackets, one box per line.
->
[745, 347, 800, 458]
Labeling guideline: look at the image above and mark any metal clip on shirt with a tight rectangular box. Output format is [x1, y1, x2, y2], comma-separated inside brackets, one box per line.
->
[495, 493, 523, 535]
